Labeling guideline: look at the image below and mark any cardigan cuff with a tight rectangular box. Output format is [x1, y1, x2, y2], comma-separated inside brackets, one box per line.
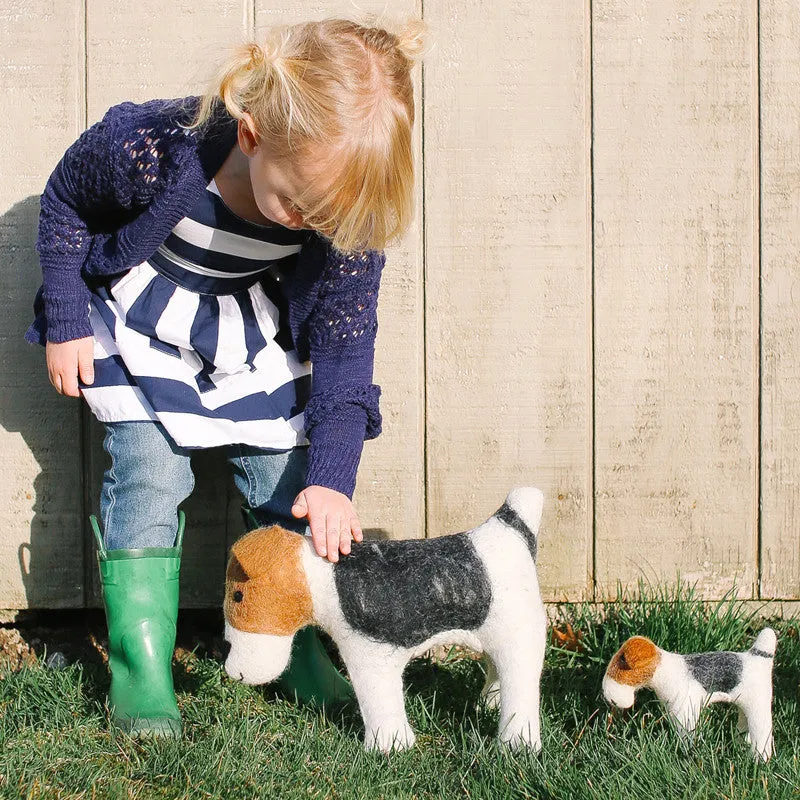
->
[304, 410, 368, 499]
[34, 260, 93, 343]
[42, 294, 93, 343]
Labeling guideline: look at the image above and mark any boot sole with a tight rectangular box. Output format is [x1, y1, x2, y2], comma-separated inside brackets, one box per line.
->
[113, 716, 182, 738]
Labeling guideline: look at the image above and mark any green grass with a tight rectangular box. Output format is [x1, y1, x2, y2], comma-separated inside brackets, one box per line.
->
[2, 582, 799, 799]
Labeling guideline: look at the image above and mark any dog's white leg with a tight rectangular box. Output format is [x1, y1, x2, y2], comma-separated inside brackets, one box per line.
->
[480, 654, 501, 711]
[741, 700, 773, 761]
[667, 688, 704, 738]
[493, 629, 545, 752]
[344, 652, 415, 753]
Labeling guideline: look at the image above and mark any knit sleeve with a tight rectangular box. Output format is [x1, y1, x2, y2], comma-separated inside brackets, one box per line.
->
[302, 242, 386, 498]
[33, 101, 170, 343]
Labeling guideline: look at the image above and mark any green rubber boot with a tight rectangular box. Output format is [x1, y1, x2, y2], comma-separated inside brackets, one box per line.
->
[240, 507, 353, 707]
[90, 514, 184, 738]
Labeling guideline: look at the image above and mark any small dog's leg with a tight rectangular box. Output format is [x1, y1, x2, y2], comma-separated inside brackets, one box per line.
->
[741, 701, 773, 761]
[480, 654, 501, 711]
[345, 656, 415, 753]
[668, 690, 703, 737]
[493, 635, 544, 752]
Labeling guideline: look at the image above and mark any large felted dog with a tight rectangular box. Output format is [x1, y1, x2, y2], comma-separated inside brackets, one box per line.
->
[222, 487, 547, 752]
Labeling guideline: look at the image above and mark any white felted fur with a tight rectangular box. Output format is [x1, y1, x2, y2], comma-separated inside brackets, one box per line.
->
[601, 672, 636, 709]
[225, 487, 547, 753]
[468, 511, 546, 748]
[603, 628, 777, 761]
[223, 621, 294, 686]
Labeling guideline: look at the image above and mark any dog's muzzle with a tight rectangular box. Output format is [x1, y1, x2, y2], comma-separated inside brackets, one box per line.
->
[223, 621, 294, 685]
[602, 675, 636, 709]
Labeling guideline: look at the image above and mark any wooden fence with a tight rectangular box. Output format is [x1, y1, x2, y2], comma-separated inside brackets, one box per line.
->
[1, 0, 798, 609]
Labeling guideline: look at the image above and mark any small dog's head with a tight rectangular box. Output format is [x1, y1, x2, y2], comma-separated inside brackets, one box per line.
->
[223, 525, 314, 685]
[602, 636, 661, 708]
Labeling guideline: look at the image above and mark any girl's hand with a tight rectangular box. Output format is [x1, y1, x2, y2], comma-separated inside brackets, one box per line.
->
[45, 337, 95, 397]
[291, 485, 363, 563]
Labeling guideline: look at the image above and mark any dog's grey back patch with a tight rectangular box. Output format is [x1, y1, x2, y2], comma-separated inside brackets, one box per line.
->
[495, 503, 537, 562]
[685, 652, 743, 694]
[333, 534, 492, 648]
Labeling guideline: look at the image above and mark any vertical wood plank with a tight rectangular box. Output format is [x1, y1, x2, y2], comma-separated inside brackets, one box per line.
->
[424, 1, 592, 599]
[760, 1, 800, 598]
[244, 2, 425, 548]
[593, 1, 758, 598]
[85, 1, 248, 608]
[87, 1, 250, 113]
[0, 0, 86, 608]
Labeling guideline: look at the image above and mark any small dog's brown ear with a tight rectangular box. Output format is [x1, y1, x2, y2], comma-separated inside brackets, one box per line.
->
[622, 637, 655, 667]
[606, 637, 660, 686]
[227, 554, 249, 583]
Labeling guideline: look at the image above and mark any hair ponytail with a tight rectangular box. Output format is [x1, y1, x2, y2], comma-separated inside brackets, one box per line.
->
[354, 16, 427, 63]
[187, 39, 287, 130]
[394, 19, 427, 61]
[187, 44, 259, 130]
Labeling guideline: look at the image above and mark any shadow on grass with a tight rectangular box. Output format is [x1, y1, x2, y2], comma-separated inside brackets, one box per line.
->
[403, 654, 497, 737]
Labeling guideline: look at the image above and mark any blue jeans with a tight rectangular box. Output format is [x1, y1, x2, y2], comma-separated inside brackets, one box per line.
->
[100, 421, 308, 550]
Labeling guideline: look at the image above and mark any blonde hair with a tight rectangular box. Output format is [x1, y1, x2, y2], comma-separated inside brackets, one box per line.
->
[186, 18, 425, 252]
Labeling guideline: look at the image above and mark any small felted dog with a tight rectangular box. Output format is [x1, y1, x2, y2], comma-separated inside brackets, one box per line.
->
[223, 487, 547, 753]
[603, 628, 777, 760]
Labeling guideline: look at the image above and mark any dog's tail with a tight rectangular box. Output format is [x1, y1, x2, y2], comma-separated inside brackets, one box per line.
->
[492, 487, 544, 562]
[749, 628, 777, 659]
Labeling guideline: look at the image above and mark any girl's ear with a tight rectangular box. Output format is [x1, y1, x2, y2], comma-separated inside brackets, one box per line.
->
[237, 113, 260, 155]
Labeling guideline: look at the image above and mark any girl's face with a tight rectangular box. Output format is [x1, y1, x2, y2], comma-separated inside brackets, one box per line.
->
[248, 148, 308, 229]
[239, 114, 333, 230]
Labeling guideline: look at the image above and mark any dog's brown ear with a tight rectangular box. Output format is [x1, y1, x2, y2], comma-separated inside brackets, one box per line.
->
[228, 525, 299, 582]
[227, 553, 249, 583]
[224, 525, 313, 635]
[622, 636, 658, 668]
[606, 636, 660, 686]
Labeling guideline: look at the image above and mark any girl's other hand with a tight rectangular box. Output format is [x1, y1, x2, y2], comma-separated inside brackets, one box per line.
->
[45, 336, 95, 397]
[291, 485, 363, 563]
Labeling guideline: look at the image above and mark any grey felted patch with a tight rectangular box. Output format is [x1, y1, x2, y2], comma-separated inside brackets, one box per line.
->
[495, 503, 537, 562]
[333, 534, 492, 648]
[750, 647, 774, 659]
[685, 651, 743, 694]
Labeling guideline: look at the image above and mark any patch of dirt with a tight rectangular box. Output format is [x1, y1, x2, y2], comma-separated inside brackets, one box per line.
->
[0, 626, 38, 671]
[0, 609, 228, 674]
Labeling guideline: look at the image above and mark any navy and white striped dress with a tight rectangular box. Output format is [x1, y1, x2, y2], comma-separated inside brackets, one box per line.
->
[82, 179, 312, 450]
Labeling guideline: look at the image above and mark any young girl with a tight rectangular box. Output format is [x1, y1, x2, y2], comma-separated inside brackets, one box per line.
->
[26, 17, 423, 738]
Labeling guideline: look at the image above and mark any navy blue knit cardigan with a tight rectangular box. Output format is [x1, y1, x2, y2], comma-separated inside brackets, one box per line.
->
[26, 96, 383, 498]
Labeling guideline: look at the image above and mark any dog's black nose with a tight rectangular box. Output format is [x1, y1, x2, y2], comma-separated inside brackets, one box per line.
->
[220, 639, 232, 660]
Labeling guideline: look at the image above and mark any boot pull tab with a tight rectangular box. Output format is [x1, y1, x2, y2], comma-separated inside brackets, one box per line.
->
[89, 515, 107, 560]
[90, 512, 185, 555]
[174, 510, 186, 550]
